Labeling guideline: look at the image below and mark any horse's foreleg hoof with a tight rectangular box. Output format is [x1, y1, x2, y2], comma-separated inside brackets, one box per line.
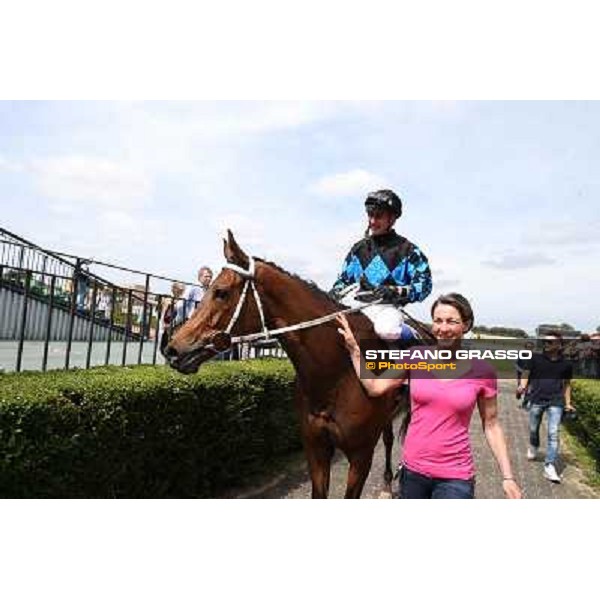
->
[380, 481, 392, 498]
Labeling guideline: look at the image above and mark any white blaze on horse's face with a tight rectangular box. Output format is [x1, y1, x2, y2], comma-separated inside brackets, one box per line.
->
[183, 265, 262, 346]
[196, 269, 245, 336]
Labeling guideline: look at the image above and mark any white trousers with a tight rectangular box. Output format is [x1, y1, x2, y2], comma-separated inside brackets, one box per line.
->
[340, 285, 404, 341]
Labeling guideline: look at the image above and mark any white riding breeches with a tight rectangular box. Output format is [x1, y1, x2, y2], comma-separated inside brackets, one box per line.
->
[339, 285, 404, 341]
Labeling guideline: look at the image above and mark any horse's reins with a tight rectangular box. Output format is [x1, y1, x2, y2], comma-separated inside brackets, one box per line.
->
[195, 257, 427, 354]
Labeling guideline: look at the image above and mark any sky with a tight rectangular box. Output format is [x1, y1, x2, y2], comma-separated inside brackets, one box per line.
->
[1, 100, 599, 334]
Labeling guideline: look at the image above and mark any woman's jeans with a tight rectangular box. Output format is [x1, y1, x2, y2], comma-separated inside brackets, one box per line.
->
[399, 466, 475, 499]
[528, 403, 563, 465]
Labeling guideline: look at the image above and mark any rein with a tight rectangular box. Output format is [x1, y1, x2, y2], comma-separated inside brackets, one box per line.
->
[199, 257, 384, 353]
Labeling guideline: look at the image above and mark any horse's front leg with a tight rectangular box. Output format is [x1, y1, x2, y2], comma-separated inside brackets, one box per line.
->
[382, 422, 395, 496]
[296, 384, 335, 498]
[303, 419, 335, 499]
[344, 450, 374, 499]
[382, 384, 410, 496]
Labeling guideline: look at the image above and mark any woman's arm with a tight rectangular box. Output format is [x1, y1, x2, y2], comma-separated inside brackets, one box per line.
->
[335, 314, 407, 396]
[477, 395, 522, 499]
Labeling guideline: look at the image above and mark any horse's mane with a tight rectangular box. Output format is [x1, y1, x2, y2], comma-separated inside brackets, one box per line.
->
[255, 257, 434, 340]
[256, 257, 345, 310]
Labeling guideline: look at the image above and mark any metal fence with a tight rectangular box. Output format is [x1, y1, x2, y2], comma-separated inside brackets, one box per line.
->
[0, 227, 285, 373]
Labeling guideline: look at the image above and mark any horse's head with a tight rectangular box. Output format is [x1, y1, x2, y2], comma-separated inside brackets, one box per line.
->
[164, 230, 263, 374]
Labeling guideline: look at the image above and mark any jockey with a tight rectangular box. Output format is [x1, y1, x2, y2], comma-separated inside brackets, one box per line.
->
[330, 189, 433, 341]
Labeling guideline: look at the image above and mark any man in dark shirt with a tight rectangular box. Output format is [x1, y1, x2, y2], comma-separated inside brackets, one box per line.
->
[520, 332, 575, 483]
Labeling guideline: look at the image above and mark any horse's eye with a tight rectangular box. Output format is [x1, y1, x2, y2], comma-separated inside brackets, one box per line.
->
[213, 288, 229, 300]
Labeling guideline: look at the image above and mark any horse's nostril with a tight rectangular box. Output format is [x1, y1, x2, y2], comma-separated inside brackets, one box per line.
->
[163, 344, 179, 361]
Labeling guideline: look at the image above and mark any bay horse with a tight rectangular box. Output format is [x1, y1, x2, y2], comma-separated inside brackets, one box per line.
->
[164, 231, 426, 498]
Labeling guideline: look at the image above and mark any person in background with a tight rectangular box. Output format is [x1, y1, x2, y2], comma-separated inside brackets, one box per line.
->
[73, 258, 91, 311]
[164, 282, 186, 328]
[183, 266, 213, 319]
[519, 332, 575, 483]
[577, 334, 594, 378]
[160, 281, 186, 354]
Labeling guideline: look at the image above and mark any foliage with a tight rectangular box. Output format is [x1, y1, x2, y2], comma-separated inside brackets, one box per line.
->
[565, 380, 600, 472]
[472, 325, 528, 338]
[0, 359, 300, 497]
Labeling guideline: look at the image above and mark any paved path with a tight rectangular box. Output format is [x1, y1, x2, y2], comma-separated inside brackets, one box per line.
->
[225, 380, 598, 499]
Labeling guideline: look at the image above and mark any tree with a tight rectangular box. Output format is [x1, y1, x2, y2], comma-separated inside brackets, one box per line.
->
[472, 325, 528, 338]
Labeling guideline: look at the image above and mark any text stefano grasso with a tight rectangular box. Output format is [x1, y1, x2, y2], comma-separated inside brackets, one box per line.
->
[363, 349, 533, 361]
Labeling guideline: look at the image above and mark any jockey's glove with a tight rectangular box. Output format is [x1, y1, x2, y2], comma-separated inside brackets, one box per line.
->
[328, 286, 344, 301]
[356, 285, 410, 306]
[375, 285, 407, 304]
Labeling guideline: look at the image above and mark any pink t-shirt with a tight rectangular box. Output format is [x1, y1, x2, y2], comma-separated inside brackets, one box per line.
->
[402, 359, 497, 480]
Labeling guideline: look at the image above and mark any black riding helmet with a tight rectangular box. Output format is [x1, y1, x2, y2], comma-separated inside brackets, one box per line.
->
[364, 189, 402, 219]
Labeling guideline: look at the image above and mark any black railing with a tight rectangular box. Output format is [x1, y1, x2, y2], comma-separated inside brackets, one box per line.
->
[0, 227, 285, 373]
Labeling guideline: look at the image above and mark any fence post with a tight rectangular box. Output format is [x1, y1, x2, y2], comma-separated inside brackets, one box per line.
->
[85, 280, 98, 369]
[41, 275, 57, 372]
[138, 274, 151, 364]
[122, 288, 133, 366]
[15, 270, 32, 372]
[105, 286, 117, 366]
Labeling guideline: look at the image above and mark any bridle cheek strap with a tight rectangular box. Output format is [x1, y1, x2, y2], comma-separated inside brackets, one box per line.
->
[224, 257, 270, 339]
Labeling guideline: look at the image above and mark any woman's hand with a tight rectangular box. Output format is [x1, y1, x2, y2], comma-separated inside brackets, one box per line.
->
[502, 479, 522, 499]
[335, 314, 360, 356]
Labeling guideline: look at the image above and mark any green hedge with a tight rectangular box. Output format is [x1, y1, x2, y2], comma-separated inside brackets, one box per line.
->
[0, 359, 300, 498]
[566, 380, 600, 471]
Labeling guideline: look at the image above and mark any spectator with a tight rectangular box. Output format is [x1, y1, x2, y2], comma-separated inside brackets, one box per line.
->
[73, 258, 91, 311]
[163, 282, 186, 329]
[521, 332, 575, 483]
[160, 282, 186, 354]
[97, 289, 112, 320]
[577, 334, 594, 378]
[183, 266, 213, 320]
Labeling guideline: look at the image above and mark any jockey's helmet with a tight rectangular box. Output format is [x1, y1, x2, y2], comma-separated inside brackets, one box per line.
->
[364, 189, 402, 218]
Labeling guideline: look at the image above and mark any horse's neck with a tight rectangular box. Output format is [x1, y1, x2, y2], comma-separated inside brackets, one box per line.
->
[258, 269, 354, 386]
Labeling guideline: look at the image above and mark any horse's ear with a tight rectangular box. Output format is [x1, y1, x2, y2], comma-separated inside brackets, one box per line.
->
[223, 229, 250, 269]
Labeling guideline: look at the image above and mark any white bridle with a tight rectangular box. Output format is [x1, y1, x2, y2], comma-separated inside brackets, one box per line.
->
[223, 257, 270, 341]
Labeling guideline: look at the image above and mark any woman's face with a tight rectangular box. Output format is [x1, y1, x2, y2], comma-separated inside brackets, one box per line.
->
[432, 303, 468, 346]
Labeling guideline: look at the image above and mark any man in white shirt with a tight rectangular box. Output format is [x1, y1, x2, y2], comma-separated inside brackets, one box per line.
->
[184, 266, 213, 319]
